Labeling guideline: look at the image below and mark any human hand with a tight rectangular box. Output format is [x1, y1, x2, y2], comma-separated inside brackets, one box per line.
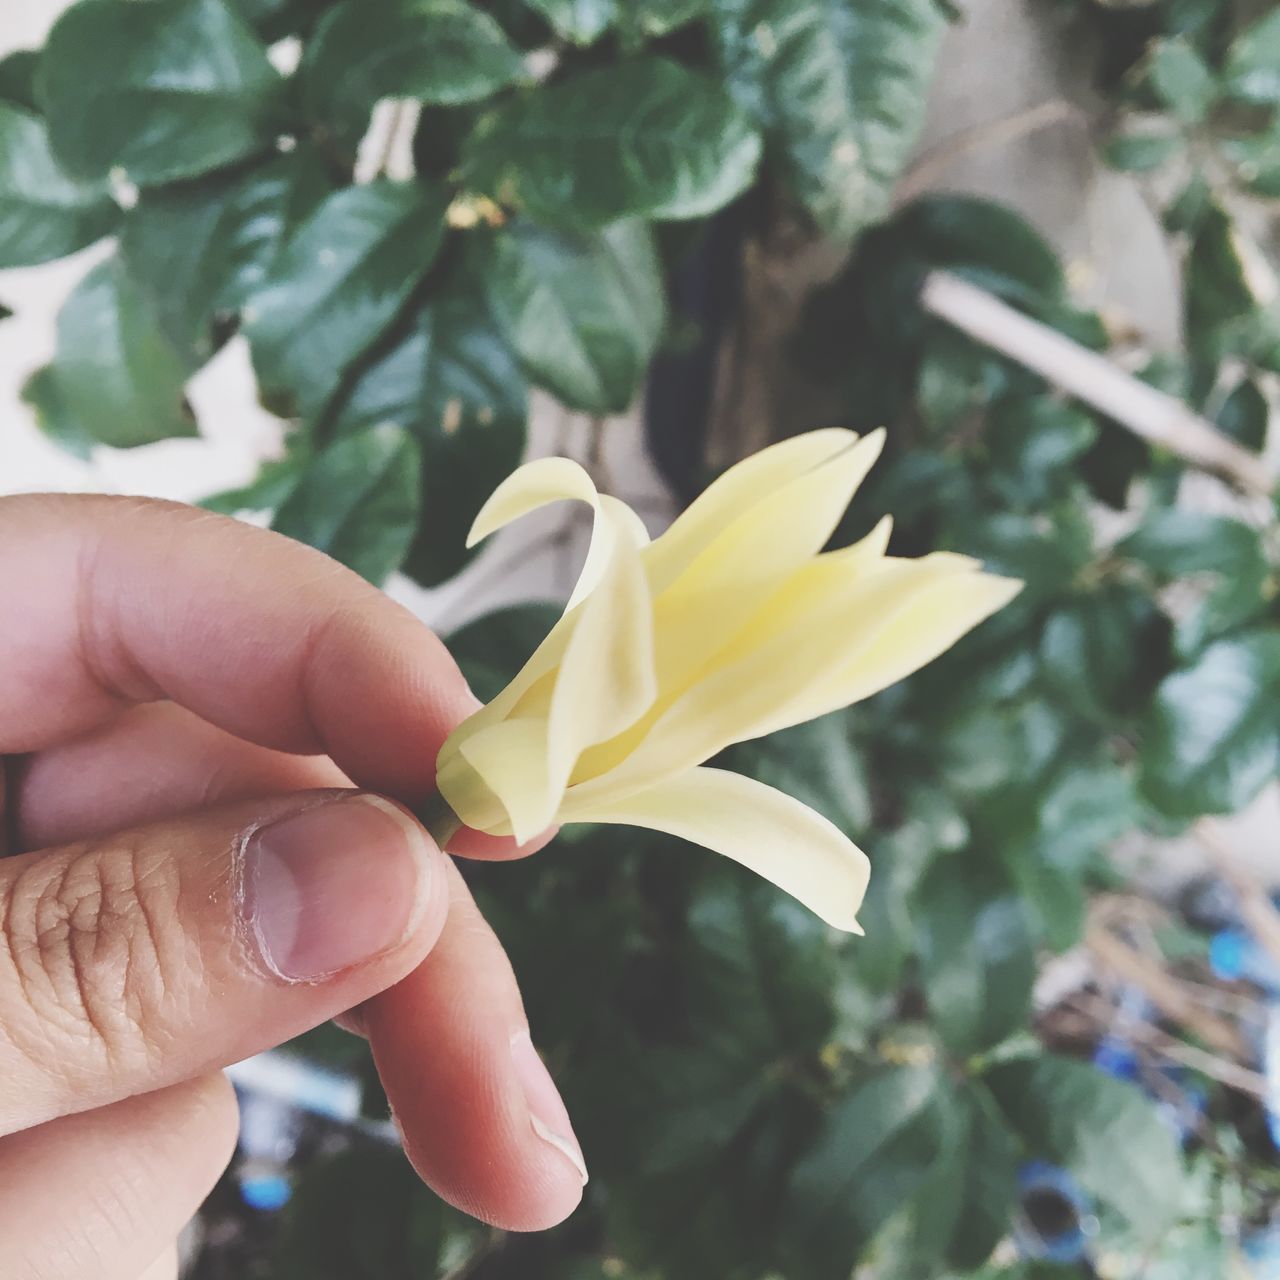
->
[0, 495, 587, 1280]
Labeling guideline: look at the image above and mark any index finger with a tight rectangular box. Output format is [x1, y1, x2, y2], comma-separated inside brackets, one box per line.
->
[0, 493, 476, 805]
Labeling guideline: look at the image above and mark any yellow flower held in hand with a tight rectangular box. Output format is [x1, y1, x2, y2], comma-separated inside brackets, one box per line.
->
[436, 429, 1021, 932]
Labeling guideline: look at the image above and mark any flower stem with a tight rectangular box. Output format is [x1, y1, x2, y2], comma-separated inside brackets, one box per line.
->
[416, 792, 464, 848]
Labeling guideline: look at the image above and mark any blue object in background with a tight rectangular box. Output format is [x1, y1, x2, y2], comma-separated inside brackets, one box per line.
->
[1243, 1222, 1280, 1280]
[1211, 929, 1280, 994]
[240, 1173, 293, 1213]
[1013, 1161, 1097, 1265]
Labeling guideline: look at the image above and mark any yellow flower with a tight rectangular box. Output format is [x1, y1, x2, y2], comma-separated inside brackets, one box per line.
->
[436, 429, 1020, 932]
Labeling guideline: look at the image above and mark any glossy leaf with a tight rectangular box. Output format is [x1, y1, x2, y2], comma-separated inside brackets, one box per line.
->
[1140, 631, 1280, 818]
[0, 103, 116, 267]
[1149, 38, 1216, 123]
[915, 857, 1035, 1055]
[623, 0, 707, 38]
[49, 258, 197, 448]
[464, 57, 762, 227]
[271, 425, 421, 583]
[0, 50, 39, 111]
[244, 180, 447, 420]
[333, 284, 528, 586]
[1122, 509, 1268, 652]
[1224, 9, 1280, 106]
[1104, 128, 1183, 173]
[525, 0, 617, 42]
[40, 0, 280, 185]
[120, 150, 330, 361]
[304, 0, 523, 139]
[21, 365, 97, 460]
[784, 1067, 946, 1275]
[987, 1054, 1188, 1244]
[484, 218, 666, 413]
[1040, 585, 1168, 721]
[1215, 377, 1269, 451]
[711, 0, 946, 240]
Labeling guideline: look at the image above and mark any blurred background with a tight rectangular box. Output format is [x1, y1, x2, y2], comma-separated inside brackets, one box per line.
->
[3, 0, 1280, 1276]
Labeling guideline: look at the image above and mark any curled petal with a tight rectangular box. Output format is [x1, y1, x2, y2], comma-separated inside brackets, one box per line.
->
[566, 767, 870, 932]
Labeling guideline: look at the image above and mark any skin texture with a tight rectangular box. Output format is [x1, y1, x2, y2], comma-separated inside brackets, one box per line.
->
[0, 495, 583, 1280]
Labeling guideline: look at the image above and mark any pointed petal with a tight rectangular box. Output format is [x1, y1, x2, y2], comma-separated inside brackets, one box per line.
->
[573, 555, 1016, 801]
[647, 430, 887, 695]
[642, 428, 863, 593]
[567, 767, 870, 932]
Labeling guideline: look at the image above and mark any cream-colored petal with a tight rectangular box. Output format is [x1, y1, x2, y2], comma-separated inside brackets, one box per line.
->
[541, 521, 657, 818]
[646, 430, 887, 696]
[566, 767, 870, 932]
[440, 716, 544, 836]
[641, 428, 859, 593]
[467, 456, 599, 546]
[751, 570, 1023, 735]
[571, 555, 1014, 802]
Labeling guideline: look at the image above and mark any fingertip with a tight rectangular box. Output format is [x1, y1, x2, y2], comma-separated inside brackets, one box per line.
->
[446, 825, 559, 862]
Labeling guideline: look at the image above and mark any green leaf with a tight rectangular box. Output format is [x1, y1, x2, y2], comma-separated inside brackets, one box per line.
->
[49, 258, 197, 448]
[985, 397, 1099, 508]
[622, 0, 707, 38]
[304, 0, 523, 141]
[271, 425, 421, 583]
[1104, 128, 1183, 173]
[986, 1054, 1188, 1244]
[40, 0, 281, 185]
[0, 49, 40, 111]
[120, 150, 330, 361]
[1149, 38, 1216, 123]
[784, 1067, 947, 1276]
[1140, 630, 1280, 818]
[1040, 584, 1169, 721]
[333, 284, 528, 586]
[272, 1147, 443, 1279]
[1186, 203, 1256, 337]
[905, 1083, 1020, 1272]
[20, 365, 97, 460]
[1226, 124, 1280, 198]
[685, 874, 836, 1066]
[1224, 8, 1280, 105]
[525, 0, 617, 42]
[200, 452, 308, 513]
[897, 195, 1065, 308]
[915, 857, 1034, 1056]
[0, 103, 116, 267]
[954, 508, 1093, 604]
[711, 0, 946, 240]
[465, 57, 762, 227]
[1121, 510, 1268, 652]
[244, 180, 447, 420]
[484, 218, 666, 414]
[1214, 377, 1269, 451]
[729, 712, 872, 836]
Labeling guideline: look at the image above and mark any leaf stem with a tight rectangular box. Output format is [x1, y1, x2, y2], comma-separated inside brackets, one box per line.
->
[416, 792, 464, 847]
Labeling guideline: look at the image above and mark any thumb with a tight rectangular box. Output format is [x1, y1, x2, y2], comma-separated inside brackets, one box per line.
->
[0, 790, 447, 1135]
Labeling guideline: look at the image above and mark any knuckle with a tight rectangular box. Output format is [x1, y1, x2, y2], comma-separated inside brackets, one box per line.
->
[0, 839, 193, 1074]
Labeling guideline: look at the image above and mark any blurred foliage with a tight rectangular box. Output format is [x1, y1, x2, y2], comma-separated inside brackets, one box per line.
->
[6, 0, 1280, 1276]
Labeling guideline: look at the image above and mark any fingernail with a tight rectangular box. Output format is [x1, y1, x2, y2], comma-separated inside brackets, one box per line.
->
[510, 1029, 588, 1185]
[237, 794, 438, 982]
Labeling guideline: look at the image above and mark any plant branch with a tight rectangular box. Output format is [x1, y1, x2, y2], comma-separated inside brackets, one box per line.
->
[1084, 920, 1249, 1058]
[920, 270, 1276, 497]
[896, 100, 1084, 205]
